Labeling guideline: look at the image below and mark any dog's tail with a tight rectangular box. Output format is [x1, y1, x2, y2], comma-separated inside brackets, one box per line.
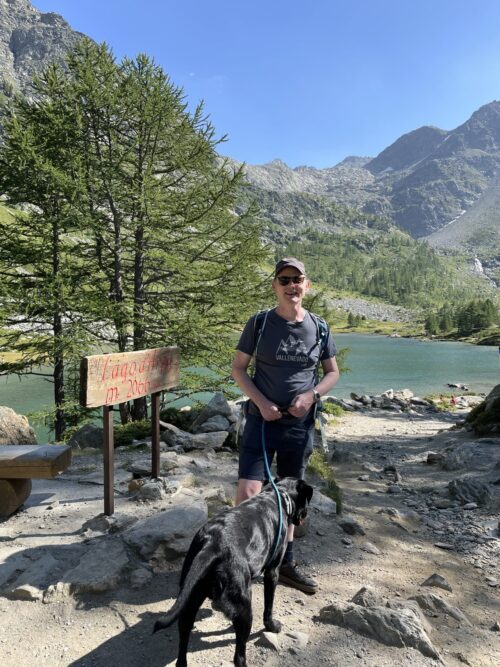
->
[153, 550, 218, 634]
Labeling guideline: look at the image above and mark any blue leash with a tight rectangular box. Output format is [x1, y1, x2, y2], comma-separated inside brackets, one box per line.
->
[261, 420, 284, 568]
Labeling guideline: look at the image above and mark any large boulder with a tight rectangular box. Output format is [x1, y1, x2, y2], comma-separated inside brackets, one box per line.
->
[0, 406, 37, 445]
[189, 392, 232, 433]
[465, 384, 500, 435]
[67, 423, 103, 450]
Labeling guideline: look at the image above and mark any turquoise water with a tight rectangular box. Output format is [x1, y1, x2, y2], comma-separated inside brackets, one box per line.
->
[334, 334, 500, 398]
[0, 335, 498, 440]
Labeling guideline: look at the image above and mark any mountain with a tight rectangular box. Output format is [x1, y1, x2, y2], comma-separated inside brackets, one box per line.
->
[0, 0, 498, 288]
[234, 103, 500, 285]
[0, 0, 84, 96]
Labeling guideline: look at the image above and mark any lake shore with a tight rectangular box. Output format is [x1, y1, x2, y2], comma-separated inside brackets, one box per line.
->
[1, 405, 499, 666]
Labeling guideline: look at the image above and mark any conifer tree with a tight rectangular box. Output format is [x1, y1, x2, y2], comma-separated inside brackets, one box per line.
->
[0, 40, 267, 433]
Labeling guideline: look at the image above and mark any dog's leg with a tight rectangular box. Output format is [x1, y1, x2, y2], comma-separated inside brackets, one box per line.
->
[176, 591, 205, 667]
[263, 567, 282, 633]
[232, 594, 252, 667]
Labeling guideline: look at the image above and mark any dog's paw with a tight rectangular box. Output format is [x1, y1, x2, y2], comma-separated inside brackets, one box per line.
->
[264, 618, 282, 633]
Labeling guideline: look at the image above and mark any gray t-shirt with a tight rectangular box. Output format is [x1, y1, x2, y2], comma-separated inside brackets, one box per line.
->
[236, 309, 337, 408]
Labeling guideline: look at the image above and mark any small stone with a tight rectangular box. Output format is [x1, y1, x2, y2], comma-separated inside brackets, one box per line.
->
[387, 484, 402, 494]
[485, 577, 498, 587]
[491, 620, 500, 631]
[46, 500, 60, 510]
[338, 517, 366, 536]
[361, 542, 381, 555]
[256, 631, 281, 652]
[434, 542, 454, 550]
[342, 537, 352, 546]
[421, 574, 453, 592]
[463, 503, 478, 510]
[358, 474, 370, 481]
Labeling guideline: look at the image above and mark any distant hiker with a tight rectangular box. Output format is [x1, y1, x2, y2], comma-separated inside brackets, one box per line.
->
[231, 257, 339, 593]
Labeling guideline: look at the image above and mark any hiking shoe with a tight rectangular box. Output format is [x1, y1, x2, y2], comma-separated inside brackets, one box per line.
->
[279, 561, 318, 594]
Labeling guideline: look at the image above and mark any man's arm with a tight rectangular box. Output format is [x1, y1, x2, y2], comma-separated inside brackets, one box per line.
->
[231, 350, 283, 421]
[288, 356, 340, 418]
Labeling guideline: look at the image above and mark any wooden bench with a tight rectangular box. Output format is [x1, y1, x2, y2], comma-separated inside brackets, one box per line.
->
[0, 445, 72, 517]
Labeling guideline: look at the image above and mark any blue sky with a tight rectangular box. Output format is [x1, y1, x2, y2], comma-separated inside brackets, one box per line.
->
[33, 0, 500, 168]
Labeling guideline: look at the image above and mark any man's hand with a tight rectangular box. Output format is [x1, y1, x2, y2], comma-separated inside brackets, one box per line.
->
[288, 390, 315, 418]
[258, 401, 284, 422]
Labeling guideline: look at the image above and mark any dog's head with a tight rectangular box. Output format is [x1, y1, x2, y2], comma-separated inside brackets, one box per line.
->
[267, 477, 313, 526]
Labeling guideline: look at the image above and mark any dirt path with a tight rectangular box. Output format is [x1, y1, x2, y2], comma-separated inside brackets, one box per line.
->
[0, 408, 499, 667]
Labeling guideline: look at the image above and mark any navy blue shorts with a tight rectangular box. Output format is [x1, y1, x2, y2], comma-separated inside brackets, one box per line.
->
[238, 413, 314, 481]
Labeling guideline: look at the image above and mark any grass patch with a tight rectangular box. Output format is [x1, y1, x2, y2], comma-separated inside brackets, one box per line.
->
[307, 449, 343, 514]
[322, 402, 344, 418]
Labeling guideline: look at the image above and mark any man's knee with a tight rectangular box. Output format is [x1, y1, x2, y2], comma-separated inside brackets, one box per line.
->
[236, 478, 262, 505]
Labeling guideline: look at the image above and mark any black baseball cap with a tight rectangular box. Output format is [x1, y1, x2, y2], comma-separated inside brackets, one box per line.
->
[274, 257, 306, 276]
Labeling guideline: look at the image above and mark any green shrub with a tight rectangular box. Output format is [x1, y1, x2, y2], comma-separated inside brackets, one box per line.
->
[114, 420, 152, 447]
[322, 402, 344, 417]
[307, 449, 343, 514]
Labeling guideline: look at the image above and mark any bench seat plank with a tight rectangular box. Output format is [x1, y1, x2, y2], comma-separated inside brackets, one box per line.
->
[0, 445, 72, 479]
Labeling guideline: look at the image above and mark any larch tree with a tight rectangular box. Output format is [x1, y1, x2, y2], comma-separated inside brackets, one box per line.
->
[0, 39, 268, 435]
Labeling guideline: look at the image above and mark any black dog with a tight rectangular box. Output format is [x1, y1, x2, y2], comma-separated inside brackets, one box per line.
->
[153, 477, 313, 667]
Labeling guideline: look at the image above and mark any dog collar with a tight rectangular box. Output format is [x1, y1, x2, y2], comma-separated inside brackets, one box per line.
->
[281, 490, 293, 517]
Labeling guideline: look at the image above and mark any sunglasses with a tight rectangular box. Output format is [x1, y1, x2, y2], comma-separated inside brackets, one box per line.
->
[276, 275, 306, 286]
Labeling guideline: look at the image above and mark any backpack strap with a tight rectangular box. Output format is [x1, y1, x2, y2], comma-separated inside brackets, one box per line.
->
[253, 309, 270, 356]
[309, 312, 329, 360]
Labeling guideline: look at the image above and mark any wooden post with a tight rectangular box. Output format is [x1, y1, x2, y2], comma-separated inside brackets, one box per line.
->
[103, 405, 114, 516]
[151, 391, 161, 479]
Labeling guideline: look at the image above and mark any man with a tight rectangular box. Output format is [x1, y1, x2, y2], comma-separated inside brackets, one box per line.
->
[231, 257, 339, 593]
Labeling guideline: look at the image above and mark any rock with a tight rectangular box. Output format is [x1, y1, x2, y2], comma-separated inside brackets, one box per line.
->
[193, 415, 231, 433]
[491, 620, 500, 631]
[426, 452, 444, 465]
[448, 478, 492, 506]
[64, 538, 129, 593]
[0, 406, 37, 444]
[80, 513, 137, 534]
[4, 552, 60, 600]
[309, 490, 337, 516]
[67, 423, 103, 450]
[361, 541, 381, 555]
[433, 498, 453, 509]
[387, 484, 402, 494]
[411, 592, 471, 625]
[351, 586, 382, 608]
[358, 474, 370, 481]
[338, 517, 366, 536]
[161, 423, 193, 449]
[189, 392, 232, 432]
[434, 542, 455, 550]
[318, 601, 440, 660]
[137, 480, 165, 501]
[123, 489, 208, 561]
[130, 566, 153, 588]
[421, 573, 453, 592]
[256, 631, 281, 651]
[0, 1, 83, 97]
[189, 431, 229, 451]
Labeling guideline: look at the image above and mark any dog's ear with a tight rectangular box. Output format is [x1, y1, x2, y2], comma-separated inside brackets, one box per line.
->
[296, 479, 313, 504]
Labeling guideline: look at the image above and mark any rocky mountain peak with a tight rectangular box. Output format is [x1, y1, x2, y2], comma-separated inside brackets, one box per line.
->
[0, 0, 84, 95]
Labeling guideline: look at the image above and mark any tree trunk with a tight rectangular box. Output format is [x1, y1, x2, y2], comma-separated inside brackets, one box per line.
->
[132, 224, 147, 421]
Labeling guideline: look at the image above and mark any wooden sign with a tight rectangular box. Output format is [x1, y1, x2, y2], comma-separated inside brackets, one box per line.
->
[80, 347, 180, 408]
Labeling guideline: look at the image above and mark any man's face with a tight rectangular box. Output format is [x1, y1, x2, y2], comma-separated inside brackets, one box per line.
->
[272, 269, 310, 305]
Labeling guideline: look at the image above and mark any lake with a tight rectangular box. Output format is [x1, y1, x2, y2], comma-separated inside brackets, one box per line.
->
[0, 334, 498, 441]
